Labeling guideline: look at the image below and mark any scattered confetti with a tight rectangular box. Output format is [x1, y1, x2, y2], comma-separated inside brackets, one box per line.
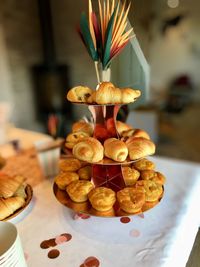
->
[48, 249, 60, 259]
[120, 217, 131, 224]
[83, 256, 100, 267]
[130, 229, 141, 238]
[55, 235, 67, 245]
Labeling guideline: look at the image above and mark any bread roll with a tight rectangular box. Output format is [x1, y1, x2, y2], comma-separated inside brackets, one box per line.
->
[121, 129, 150, 140]
[0, 197, 25, 220]
[72, 120, 93, 136]
[0, 174, 25, 198]
[104, 138, 128, 162]
[67, 86, 93, 103]
[65, 131, 89, 149]
[121, 88, 141, 103]
[126, 137, 155, 160]
[95, 82, 121, 104]
[73, 137, 104, 163]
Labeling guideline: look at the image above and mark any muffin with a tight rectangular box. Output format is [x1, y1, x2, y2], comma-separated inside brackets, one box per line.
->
[88, 187, 116, 211]
[59, 158, 81, 172]
[55, 172, 79, 190]
[66, 180, 94, 202]
[132, 158, 155, 171]
[122, 166, 140, 186]
[140, 170, 166, 185]
[78, 166, 92, 180]
[135, 180, 163, 202]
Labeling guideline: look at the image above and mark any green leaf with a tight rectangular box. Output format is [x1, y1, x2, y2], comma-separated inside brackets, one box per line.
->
[102, 7, 116, 69]
[80, 12, 98, 61]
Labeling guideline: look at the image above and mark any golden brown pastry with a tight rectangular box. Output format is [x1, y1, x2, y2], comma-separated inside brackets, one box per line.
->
[0, 155, 6, 169]
[122, 166, 140, 186]
[95, 82, 122, 104]
[72, 120, 93, 136]
[0, 174, 26, 199]
[66, 180, 94, 202]
[88, 187, 116, 211]
[65, 131, 89, 149]
[116, 121, 132, 135]
[59, 158, 81, 172]
[90, 207, 115, 217]
[13, 185, 27, 199]
[117, 187, 145, 214]
[55, 172, 79, 190]
[133, 158, 155, 171]
[104, 138, 128, 162]
[135, 180, 163, 202]
[87, 91, 96, 104]
[67, 86, 93, 103]
[0, 197, 25, 220]
[125, 137, 156, 160]
[121, 88, 141, 104]
[72, 137, 104, 163]
[121, 129, 150, 140]
[78, 166, 92, 180]
[140, 170, 166, 185]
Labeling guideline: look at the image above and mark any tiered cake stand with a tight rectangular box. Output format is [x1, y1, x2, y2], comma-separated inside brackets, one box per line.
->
[53, 102, 163, 218]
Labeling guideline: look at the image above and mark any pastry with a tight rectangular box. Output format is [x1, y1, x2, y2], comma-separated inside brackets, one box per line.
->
[78, 166, 92, 180]
[121, 88, 141, 103]
[0, 196, 25, 220]
[67, 86, 93, 103]
[104, 138, 128, 162]
[133, 158, 155, 171]
[116, 121, 132, 135]
[90, 207, 115, 217]
[125, 137, 156, 160]
[117, 187, 145, 214]
[55, 172, 79, 190]
[0, 155, 6, 169]
[65, 131, 89, 149]
[72, 137, 104, 163]
[59, 158, 81, 172]
[140, 170, 166, 185]
[66, 180, 94, 202]
[88, 187, 116, 211]
[122, 166, 140, 186]
[95, 82, 122, 104]
[121, 129, 150, 140]
[142, 200, 159, 212]
[0, 174, 26, 198]
[72, 120, 93, 136]
[135, 180, 163, 202]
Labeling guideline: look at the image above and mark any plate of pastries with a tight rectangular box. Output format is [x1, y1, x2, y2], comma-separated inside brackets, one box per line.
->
[53, 157, 165, 217]
[0, 173, 33, 221]
[66, 82, 141, 105]
[64, 119, 155, 165]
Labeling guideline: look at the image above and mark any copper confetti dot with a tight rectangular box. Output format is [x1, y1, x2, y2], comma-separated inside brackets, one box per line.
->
[84, 256, 100, 267]
[61, 233, 72, 241]
[48, 249, 60, 259]
[130, 229, 141, 237]
[120, 217, 131, 224]
[55, 235, 67, 245]
[40, 238, 56, 249]
[138, 213, 144, 219]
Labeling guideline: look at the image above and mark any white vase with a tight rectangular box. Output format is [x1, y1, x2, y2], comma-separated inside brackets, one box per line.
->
[101, 67, 111, 82]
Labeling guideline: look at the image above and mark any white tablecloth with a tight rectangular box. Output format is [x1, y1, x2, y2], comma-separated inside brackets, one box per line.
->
[16, 156, 200, 267]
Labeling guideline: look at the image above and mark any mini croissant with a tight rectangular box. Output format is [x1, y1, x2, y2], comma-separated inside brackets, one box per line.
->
[67, 86, 94, 103]
[0, 197, 25, 220]
[104, 138, 128, 162]
[0, 174, 26, 198]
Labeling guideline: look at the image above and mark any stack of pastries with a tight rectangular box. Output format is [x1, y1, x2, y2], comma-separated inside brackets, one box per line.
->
[66, 82, 141, 105]
[0, 174, 27, 220]
[65, 119, 155, 163]
[54, 157, 165, 216]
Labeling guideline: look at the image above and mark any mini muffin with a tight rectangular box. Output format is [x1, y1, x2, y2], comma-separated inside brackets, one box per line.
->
[122, 166, 140, 186]
[66, 180, 94, 202]
[132, 158, 155, 171]
[78, 166, 92, 180]
[55, 172, 79, 190]
[135, 180, 163, 202]
[88, 187, 116, 212]
[140, 170, 166, 185]
[59, 158, 81, 172]
[117, 187, 145, 214]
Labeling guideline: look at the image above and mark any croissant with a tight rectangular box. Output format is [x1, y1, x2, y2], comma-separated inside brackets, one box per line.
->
[67, 86, 93, 103]
[104, 138, 128, 162]
[116, 121, 132, 135]
[95, 82, 121, 104]
[121, 88, 141, 103]
[0, 174, 25, 198]
[0, 197, 25, 220]
[72, 120, 93, 136]
[121, 129, 150, 140]
[126, 137, 155, 160]
[72, 137, 104, 163]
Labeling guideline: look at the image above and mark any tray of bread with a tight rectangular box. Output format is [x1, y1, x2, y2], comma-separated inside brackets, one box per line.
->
[53, 157, 165, 217]
[0, 173, 33, 221]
